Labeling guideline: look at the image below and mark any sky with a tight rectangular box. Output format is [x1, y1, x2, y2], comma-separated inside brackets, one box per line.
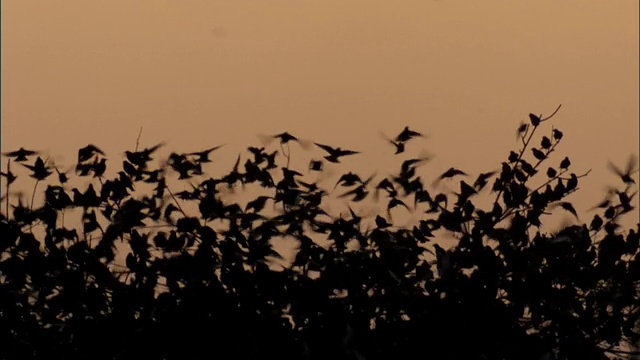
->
[2, 0, 639, 233]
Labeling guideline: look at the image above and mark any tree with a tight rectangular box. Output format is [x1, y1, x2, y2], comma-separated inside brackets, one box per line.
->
[1, 107, 639, 360]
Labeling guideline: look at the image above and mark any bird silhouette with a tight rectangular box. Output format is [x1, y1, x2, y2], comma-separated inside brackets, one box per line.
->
[515, 122, 528, 139]
[607, 154, 638, 185]
[245, 196, 275, 213]
[309, 160, 323, 172]
[314, 143, 360, 163]
[389, 140, 405, 154]
[260, 132, 312, 150]
[125, 142, 165, 168]
[432, 167, 467, 187]
[77, 144, 105, 163]
[335, 172, 363, 189]
[187, 145, 224, 163]
[0, 170, 18, 185]
[473, 171, 496, 191]
[531, 148, 546, 161]
[21, 157, 53, 181]
[273, 132, 299, 144]
[2, 147, 39, 162]
[50, 162, 74, 184]
[338, 173, 375, 202]
[395, 126, 423, 142]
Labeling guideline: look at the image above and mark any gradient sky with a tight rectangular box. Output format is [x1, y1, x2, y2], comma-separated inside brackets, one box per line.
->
[2, 1, 639, 231]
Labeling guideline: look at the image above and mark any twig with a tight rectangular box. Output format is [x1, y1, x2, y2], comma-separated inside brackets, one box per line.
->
[540, 104, 562, 122]
[5, 159, 10, 220]
[135, 127, 144, 152]
[165, 185, 188, 218]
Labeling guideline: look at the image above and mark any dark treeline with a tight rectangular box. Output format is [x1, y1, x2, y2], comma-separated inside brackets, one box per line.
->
[1, 108, 639, 360]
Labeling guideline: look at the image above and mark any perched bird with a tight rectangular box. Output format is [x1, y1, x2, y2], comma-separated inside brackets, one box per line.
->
[3, 148, 39, 162]
[315, 143, 360, 163]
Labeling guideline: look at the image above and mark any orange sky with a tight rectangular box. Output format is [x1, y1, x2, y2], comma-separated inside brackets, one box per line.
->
[2, 0, 639, 231]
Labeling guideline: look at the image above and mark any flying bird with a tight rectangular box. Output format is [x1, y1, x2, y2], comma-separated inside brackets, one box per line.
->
[77, 144, 105, 163]
[260, 132, 312, 149]
[395, 126, 423, 142]
[314, 143, 360, 163]
[309, 160, 323, 172]
[473, 171, 497, 191]
[335, 172, 363, 189]
[0, 170, 17, 185]
[187, 145, 224, 163]
[432, 167, 467, 186]
[20, 157, 53, 181]
[3, 148, 39, 162]
[607, 154, 638, 185]
[125, 142, 165, 168]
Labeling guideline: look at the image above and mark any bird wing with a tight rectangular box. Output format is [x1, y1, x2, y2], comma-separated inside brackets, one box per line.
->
[337, 149, 360, 156]
[314, 143, 336, 154]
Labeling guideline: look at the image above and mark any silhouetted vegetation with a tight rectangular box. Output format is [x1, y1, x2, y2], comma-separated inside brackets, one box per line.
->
[1, 107, 639, 360]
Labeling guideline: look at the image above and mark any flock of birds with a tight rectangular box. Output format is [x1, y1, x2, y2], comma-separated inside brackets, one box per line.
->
[1, 124, 638, 230]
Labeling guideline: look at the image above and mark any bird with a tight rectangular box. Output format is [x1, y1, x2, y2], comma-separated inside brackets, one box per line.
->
[433, 243, 451, 277]
[379, 132, 407, 155]
[314, 143, 360, 163]
[187, 145, 224, 163]
[338, 173, 375, 202]
[245, 196, 275, 213]
[432, 167, 467, 186]
[53, 165, 73, 184]
[395, 126, 423, 142]
[3, 148, 39, 162]
[438, 167, 467, 180]
[335, 172, 363, 189]
[273, 132, 299, 144]
[125, 142, 165, 168]
[20, 157, 53, 181]
[607, 154, 638, 185]
[0, 170, 17, 185]
[473, 171, 496, 191]
[515, 122, 528, 140]
[389, 140, 405, 154]
[308, 160, 323, 172]
[260, 132, 312, 149]
[77, 144, 105, 163]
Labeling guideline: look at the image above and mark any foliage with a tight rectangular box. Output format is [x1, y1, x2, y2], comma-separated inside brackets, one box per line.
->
[1, 108, 639, 360]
